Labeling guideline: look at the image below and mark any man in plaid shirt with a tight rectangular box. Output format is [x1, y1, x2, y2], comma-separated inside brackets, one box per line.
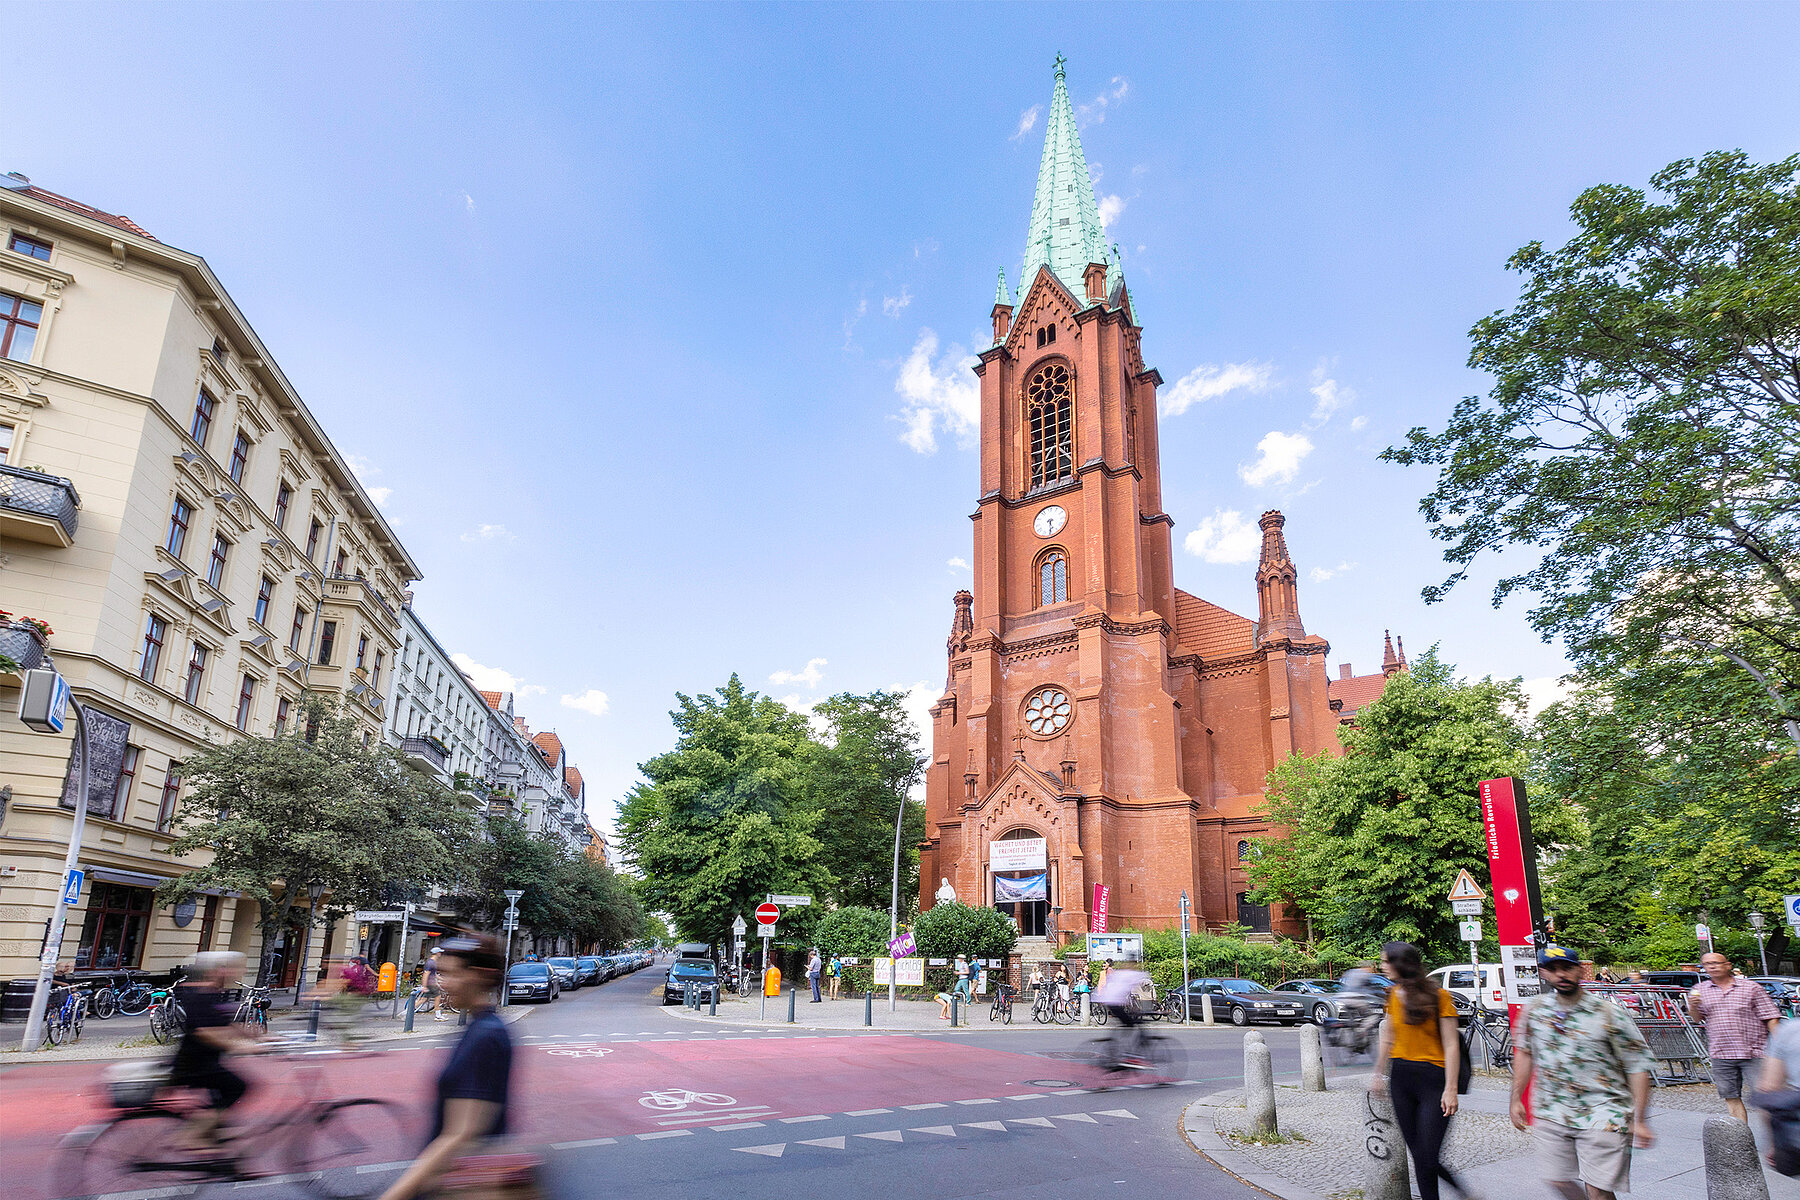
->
[1690, 951, 1782, 1122]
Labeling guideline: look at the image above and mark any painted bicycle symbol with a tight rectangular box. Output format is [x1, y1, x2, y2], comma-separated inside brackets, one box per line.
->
[638, 1088, 738, 1111]
[544, 1043, 614, 1058]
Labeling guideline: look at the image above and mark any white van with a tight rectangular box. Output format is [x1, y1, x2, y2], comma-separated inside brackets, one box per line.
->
[1429, 963, 1506, 1011]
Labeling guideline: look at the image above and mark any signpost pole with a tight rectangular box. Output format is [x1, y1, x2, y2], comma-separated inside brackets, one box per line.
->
[1749, 912, 1768, 976]
[500, 889, 523, 1006]
[761, 934, 770, 1020]
[394, 901, 413, 1017]
[20, 692, 89, 1053]
[1179, 890, 1192, 1022]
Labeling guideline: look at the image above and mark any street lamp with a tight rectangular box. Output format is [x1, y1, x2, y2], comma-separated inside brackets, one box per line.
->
[888, 792, 907, 1015]
[1750, 912, 1769, 975]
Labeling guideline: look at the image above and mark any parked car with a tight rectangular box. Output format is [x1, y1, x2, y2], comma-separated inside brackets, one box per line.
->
[674, 942, 714, 966]
[575, 956, 605, 986]
[546, 957, 582, 990]
[1428, 963, 1507, 1013]
[1642, 969, 1702, 990]
[1752, 976, 1800, 1017]
[505, 962, 558, 1003]
[664, 960, 721, 1005]
[1174, 977, 1311, 1026]
[1272, 978, 1351, 1025]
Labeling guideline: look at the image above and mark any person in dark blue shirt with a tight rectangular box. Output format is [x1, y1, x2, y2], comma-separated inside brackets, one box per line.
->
[379, 934, 512, 1200]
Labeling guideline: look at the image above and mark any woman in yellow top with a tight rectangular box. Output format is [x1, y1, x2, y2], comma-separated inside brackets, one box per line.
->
[1371, 941, 1473, 1200]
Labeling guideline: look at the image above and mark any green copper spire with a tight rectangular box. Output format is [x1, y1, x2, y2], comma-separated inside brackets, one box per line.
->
[994, 266, 1009, 307]
[1018, 55, 1110, 304]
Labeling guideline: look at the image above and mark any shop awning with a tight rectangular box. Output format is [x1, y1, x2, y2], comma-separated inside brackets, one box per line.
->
[86, 866, 172, 889]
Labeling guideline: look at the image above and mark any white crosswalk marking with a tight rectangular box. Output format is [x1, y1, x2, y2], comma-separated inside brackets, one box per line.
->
[845, 1108, 892, 1116]
[1050, 1112, 1098, 1123]
[734, 1144, 785, 1157]
[1009, 1117, 1055, 1128]
[1004, 1093, 1046, 1100]
[908, 1125, 957, 1136]
[637, 1130, 693, 1140]
[953, 1097, 999, 1105]
[710, 1122, 766, 1131]
[960, 1120, 1007, 1131]
[780, 1115, 831, 1123]
[900, 1102, 947, 1110]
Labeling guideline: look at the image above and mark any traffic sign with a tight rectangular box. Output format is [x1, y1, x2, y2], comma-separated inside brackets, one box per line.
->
[731, 915, 747, 935]
[1696, 923, 1711, 942]
[1784, 894, 1800, 927]
[1447, 869, 1483, 902]
[757, 922, 776, 937]
[755, 903, 780, 925]
[1459, 919, 1482, 943]
[62, 868, 83, 905]
[768, 894, 812, 907]
[1451, 898, 1483, 916]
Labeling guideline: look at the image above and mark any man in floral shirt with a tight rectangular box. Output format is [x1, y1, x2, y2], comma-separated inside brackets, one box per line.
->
[1511, 943, 1654, 1199]
[1690, 951, 1782, 1122]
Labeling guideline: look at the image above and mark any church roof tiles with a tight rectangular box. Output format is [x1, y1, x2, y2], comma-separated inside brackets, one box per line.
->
[1173, 588, 1257, 659]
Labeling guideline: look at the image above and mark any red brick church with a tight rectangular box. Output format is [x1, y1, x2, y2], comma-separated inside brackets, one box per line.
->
[917, 59, 1402, 940]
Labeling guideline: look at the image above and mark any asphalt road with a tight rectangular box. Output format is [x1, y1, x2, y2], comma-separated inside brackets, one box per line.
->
[7, 963, 1315, 1200]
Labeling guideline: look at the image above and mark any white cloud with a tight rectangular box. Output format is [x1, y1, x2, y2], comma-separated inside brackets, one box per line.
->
[346, 454, 391, 507]
[1350, 415, 1369, 432]
[366, 486, 392, 505]
[1011, 104, 1042, 141]
[842, 296, 867, 350]
[560, 688, 610, 717]
[1240, 431, 1314, 487]
[1308, 363, 1357, 425]
[1159, 361, 1275, 417]
[1183, 509, 1260, 564]
[894, 329, 980, 454]
[1076, 77, 1130, 127]
[462, 193, 476, 213]
[1097, 194, 1127, 230]
[1521, 675, 1575, 718]
[882, 287, 913, 318]
[1309, 561, 1356, 583]
[947, 556, 969, 572]
[769, 657, 827, 689]
[461, 523, 514, 543]
[451, 653, 544, 698]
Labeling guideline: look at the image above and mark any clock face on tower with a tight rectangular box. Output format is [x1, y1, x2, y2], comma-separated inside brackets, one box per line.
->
[1034, 505, 1067, 538]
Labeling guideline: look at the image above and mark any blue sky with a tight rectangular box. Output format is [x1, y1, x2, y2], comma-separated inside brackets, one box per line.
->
[10, 3, 1798, 835]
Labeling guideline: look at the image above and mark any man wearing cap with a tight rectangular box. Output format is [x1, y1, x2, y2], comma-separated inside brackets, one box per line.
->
[1690, 950, 1782, 1123]
[1511, 943, 1655, 1199]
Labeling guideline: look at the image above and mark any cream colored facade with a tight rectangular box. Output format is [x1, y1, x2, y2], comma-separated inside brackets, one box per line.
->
[0, 178, 419, 988]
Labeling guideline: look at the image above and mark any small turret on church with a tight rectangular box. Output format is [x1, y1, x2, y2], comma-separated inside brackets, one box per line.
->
[1256, 510, 1305, 642]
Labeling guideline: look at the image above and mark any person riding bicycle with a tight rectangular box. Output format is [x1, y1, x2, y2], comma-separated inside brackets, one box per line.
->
[1095, 962, 1152, 1058]
[422, 947, 447, 1022]
[169, 951, 263, 1155]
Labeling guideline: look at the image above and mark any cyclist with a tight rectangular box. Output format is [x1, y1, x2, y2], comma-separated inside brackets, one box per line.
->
[379, 934, 514, 1200]
[422, 947, 447, 1022]
[169, 951, 263, 1155]
[1094, 961, 1151, 1061]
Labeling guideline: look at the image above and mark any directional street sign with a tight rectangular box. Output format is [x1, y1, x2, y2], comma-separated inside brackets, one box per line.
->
[768, 894, 812, 907]
[1451, 898, 1483, 916]
[755, 903, 780, 925]
[1447, 869, 1483, 902]
[1460, 919, 1482, 943]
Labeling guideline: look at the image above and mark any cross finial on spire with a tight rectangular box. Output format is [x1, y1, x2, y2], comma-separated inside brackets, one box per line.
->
[1054, 52, 1066, 79]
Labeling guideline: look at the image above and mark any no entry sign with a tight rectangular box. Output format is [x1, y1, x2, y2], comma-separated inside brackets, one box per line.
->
[755, 903, 780, 925]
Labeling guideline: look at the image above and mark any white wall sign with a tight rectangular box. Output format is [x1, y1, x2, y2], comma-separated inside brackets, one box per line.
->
[1086, 933, 1144, 962]
[989, 837, 1047, 872]
[872, 957, 925, 987]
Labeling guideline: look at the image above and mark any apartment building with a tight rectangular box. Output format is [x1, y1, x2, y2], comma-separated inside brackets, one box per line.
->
[0, 175, 416, 987]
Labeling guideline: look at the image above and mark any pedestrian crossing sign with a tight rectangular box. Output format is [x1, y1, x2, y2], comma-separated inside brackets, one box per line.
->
[1447, 869, 1483, 902]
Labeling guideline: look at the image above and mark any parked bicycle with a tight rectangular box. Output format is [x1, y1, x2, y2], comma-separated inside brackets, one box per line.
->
[233, 983, 273, 1031]
[1466, 1003, 1513, 1070]
[90, 968, 176, 1019]
[988, 982, 1015, 1024]
[1030, 982, 1057, 1024]
[146, 985, 186, 1046]
[44, 985, 89, 1046]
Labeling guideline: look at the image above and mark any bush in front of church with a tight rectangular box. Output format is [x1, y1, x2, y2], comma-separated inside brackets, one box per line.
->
[914, 900, 1020, 962]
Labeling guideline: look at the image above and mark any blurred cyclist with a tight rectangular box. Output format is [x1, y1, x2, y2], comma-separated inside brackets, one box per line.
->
[1095, 960, 1153, 1061]
[170, 951, 263, 1154]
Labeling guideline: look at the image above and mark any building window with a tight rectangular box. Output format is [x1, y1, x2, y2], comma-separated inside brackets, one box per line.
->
[190, 388, 217, 448]
[183, 642, 209, 705]
[236, 673, 257, 730]
[275, 695, 292, 734]
[140, 614, 167, 682]
[210, 336, 229, 363]
[207, 532, 231, 589]
[255, 575, 274, 625]
[334, 548, 348, 577]
[1237, 839, 1251, 861]
[229, 430, 251, 483]
[1026, 362, 1073, 490]
[0, 421, 13, 464]
[74, 882, 153, 969]
[355, 634, 368, 671]
[196, 894, 220, 952]
[1037, 548, 1068, 606]
[166, 496, 193, 558]
[1023, 685, 1073, 737]
[8, 232, 52, 261]
[273, 480, 292, 530]
[289, 606, 307, 652]
[157, 762, 183, 830]
[317, 620, 336, 666]
[305, 518, 323, 561]
[113, 746, 140, 820]
[0, 291, 42, 361]
[372, 650, 384, 691]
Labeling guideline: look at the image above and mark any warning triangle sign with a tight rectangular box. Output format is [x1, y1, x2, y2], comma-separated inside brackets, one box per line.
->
[1447, 869, 1483, 901]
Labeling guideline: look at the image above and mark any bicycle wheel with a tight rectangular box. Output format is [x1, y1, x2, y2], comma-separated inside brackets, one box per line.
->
[148, 1006, 175, 1045]
[45, 1010, 65, 1046]
[288, 1098, 411, 1200]
[1091, 1003, 1111, 1026]
[118, 988, 150, 1016]
[1163, 994, 1188, 1023]
[92, 988, 118, 1020]
[59, 1109, 194, 1199]
[1134, 1032, 1185, 1083]
[1002, 999, 1013, 1025]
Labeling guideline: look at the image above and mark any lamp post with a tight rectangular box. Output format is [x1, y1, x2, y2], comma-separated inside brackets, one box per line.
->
[17, 664, 89, 1053]
[294, 882, 325, 1006]
[888, 791, 907, 1014]
[1750, 912, 1769, 975]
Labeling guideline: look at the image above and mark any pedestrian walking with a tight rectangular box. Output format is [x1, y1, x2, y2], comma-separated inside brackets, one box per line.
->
[807, 947, 823, 1003]
[953, 954, 972, 1001]
[1370, 941, 1473, 1200]
[1510, 943, 1655, 1200]
[827, 955, 841, 1001]
[1751, 1015, 1800, 1175]
[378, 934, 514, 1200]
[1689, 950, 1782, 1123]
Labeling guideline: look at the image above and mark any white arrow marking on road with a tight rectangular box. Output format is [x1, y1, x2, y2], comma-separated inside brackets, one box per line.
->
[1009, 1117, 1055, 1128]
[1094, 1110, 1138, 1119]
[798, 1136, 846, 1149]
[909, 1125, 957, 1136]
[733, 1144, 786, 1157]
[858, 1130, 904, 1142]
[1050, 1113, 1098, 1123]
[961, 1121, 1007, 1131]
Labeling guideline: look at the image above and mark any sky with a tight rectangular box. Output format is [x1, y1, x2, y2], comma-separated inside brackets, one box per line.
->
[9, 3, 1797, 839]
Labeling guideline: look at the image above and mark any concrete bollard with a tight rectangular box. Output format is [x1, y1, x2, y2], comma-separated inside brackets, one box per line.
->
[1244, 1029, 1265, 1090]
[709, 986, 717, 1017]
[1702, 1115, 1772, 1200]
[1080, 992, 1090, 1025]
[1245, 1037, 1277, 1138]
[951, 993, 960, 1027]
[1301, 1023, 1326, 1091]
[1201, 992, 1215, 1025]
[865, 990, 873, 1026]
[1361, 1088, 1411, 1200]
[787, 986, 796, 1024]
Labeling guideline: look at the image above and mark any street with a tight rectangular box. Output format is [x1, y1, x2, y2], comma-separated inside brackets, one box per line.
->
[2, 967, 1312, 1200]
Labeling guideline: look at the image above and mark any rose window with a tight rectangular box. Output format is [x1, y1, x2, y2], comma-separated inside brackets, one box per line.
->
[1024, 686, 1073, 736]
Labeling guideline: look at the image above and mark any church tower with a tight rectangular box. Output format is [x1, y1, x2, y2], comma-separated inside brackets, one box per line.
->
[919, 60, 1368, 943]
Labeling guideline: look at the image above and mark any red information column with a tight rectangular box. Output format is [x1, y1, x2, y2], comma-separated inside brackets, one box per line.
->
[1479, 776, 1547, 1027]
[1090, 884, 1109, 934]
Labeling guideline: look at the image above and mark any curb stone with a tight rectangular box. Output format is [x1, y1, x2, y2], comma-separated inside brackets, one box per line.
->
[1179, 1089, 1333, 1200]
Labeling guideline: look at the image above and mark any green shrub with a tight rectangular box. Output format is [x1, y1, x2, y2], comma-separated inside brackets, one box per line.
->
[815, 906, 892, 957]
[914, 901, 1018, 959]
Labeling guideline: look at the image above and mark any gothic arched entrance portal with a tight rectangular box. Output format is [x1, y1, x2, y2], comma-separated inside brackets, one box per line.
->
[990, 827, 1052, 939]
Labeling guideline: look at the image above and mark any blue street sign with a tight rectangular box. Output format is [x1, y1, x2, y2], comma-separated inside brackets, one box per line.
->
[63, 868, 83, 905]
[1785, 894, 1800, 926]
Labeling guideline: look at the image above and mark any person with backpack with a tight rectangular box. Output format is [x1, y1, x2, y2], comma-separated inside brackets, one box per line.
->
[1370, 941, 1473, 1200]
[1752, 1015, 1800, 1176]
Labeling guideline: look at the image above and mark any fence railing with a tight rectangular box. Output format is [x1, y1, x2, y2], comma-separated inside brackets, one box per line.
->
[0, 463, 80, 539]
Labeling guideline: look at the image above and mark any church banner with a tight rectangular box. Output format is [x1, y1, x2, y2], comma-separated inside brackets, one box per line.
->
[990, 837, 1047, 872]
[993, 872, 1048, 903]
[1090, 883, 1109, 933]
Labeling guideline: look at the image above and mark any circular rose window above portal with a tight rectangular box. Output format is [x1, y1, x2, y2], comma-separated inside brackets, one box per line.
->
[1024, 686, 1073, 737]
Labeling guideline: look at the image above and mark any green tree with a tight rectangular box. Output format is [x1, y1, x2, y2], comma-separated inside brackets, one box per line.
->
[804, 691, 927, 911]
[913, 900, 1018, 960]
[1384, 151, 1800, 753]
[616, 676, 831, 951]
[638, 912, 673, 948]
[1246, 652, 1559, 960]
[158, 696, 475, 985]
[814, 905, 892, 957]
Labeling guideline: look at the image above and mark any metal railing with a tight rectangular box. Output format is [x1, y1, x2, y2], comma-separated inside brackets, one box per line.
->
[0, 463, 80, 538]
[400, 735, 449, 772]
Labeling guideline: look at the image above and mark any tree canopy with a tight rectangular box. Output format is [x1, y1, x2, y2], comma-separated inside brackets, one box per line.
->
[912, 900, 1018, 960]
[443, 812, 645, 953]
[803, 691, 926, 911]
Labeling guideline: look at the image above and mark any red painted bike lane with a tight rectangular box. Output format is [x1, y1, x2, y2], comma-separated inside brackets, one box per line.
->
[6, 1035, 1114, 1198]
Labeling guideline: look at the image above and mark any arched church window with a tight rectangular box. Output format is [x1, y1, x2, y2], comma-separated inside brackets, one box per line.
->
[1024, 685, 1073, 737]
[1237, 839, 1251, 861]
[1035, 327, 1046, 348]
[1044, 323, 1056, 344]
[1037, 548, 1068, 606]
[1027, 362, 1073, 490]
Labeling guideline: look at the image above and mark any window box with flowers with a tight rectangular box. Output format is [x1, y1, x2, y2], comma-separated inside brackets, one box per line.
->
[0, 611, 52, 674]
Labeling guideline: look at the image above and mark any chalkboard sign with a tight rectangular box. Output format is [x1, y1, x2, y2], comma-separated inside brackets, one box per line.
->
[59, 708, 132, 818]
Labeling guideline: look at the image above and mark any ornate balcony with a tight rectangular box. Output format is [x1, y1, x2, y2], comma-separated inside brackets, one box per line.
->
[0, 464, 80, 546]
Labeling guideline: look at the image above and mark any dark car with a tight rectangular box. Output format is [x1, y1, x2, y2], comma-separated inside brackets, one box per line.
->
[547, 957, 582, 990]
[1753, 976, 1800, 1017]
[1273, 978, 1348, 1025]
[1177, 977, 1312, 1026]
[664, 960, 721, 1005]
[505, 962, 558, 1003]
[575, 956, 605, 986]
[1642, 969, 1702, 990]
